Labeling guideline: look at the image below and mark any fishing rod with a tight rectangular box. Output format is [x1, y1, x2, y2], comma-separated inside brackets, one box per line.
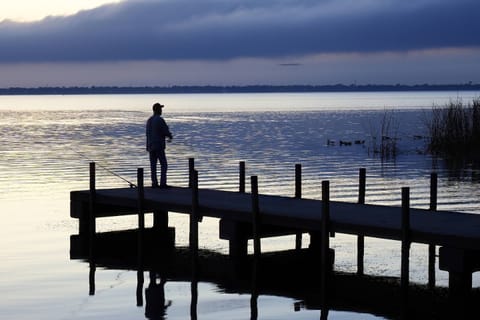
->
[71, 148, 137, 188]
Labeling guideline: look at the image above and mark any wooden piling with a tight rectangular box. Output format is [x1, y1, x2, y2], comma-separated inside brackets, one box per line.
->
[251, 176, 261, 259]
[89, 162, 96, 257]
[295, 164, 302, 198]
[295, 164, 302, 250]
[321, 180, 330, 307]
[137, 168, 145, 232]
[190, 169, 199, 320]
[189, 170, 199, 262]
[190, 170, 199, 257]
[239, 161, 245, 193]
[88, 162, 96, 296]
[401, 187, 411, 312]
[137, 168, 145, 307]
[153, 210, 168, 232]
[189, 169, 199, 320]
[137, 168, 145, 295]
[188, 157, 195, 188]
[357, 168, 366, 275]
[251, 175, 260, 320]
[428, 172, 438, 289]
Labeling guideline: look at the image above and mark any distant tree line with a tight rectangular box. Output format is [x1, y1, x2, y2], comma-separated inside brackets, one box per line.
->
[1, 83, 480, 95]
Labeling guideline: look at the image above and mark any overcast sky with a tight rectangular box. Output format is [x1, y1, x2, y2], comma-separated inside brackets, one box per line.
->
[1, 0, 479, 87]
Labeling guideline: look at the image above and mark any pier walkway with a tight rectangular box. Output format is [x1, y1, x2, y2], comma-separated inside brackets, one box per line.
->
[71, 184, 480, 250]
[70, 161, 480, 299]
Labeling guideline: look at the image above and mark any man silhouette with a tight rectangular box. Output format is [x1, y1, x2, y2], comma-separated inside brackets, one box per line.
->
[146, 103, 173, 188]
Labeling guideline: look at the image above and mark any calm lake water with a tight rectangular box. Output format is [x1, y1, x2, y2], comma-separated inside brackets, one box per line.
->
[1, 91, 480, 319]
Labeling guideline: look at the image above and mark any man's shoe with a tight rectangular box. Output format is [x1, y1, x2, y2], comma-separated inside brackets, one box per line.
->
[159, 184, 172, 189]
[152, 184, 159, 188]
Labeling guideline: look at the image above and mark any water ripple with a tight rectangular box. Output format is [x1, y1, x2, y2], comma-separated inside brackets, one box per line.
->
[1, 108, 479, 215]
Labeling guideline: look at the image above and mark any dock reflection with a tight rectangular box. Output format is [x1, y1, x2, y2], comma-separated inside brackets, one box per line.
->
[145, 272, 171, 320]
[70, 228, 479, 320]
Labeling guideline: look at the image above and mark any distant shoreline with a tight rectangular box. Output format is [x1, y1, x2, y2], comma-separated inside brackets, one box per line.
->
[1, 84, 479, 95]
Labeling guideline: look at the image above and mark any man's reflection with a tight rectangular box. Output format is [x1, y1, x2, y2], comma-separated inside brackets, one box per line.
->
[145, 271, 172, 320]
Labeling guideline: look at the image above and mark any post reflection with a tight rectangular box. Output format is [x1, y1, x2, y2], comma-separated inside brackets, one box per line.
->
[88, 261, 95, 296]
[137, 270, 144, 307]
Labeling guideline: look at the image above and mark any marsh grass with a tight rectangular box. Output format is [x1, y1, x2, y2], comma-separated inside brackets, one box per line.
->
[427, 98, 480, 158]
[368, 109, 399, 160]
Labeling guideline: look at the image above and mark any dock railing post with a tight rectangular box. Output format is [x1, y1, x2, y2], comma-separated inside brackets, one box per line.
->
[251, 175, 260, 320]
[239, 161, 246, 193]
[137, 168, 145, 307]
[190, 169, 199, 320]
[88, 162, 96, 295]
[428, 172, 438, 289]
[188, 157, 195, 188]
[251, 176, 261, 259]
[321, 180, 331, 309]
[401, 187, 411, 315]
[357, 168, 366, 275]
[89, 162, 96, 246]
[190, 169, 199, 261]
[137, 167, 145, 238]
[295, 164, 302, 250]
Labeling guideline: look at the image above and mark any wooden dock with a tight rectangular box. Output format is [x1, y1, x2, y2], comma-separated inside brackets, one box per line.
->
[70, 160, 480, 301]
[71, 184, 480, 250]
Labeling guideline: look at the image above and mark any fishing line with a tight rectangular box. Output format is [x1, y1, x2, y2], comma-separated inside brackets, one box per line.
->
[70, 148, 137, 188]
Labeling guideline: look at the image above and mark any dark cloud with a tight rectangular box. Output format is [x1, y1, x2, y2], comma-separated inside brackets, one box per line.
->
[0, 0, 479, 63]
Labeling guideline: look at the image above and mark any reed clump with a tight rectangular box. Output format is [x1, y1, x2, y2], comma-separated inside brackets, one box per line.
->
[368, 109, 399, 160]
[427, 98, 480, 158]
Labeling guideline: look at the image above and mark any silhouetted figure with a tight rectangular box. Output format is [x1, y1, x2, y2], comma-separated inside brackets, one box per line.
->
[146, 103, 173, 188]
[145, 272, 172, 319]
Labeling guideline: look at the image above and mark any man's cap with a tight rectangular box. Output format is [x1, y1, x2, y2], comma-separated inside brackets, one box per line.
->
[153, 103, 164, 111]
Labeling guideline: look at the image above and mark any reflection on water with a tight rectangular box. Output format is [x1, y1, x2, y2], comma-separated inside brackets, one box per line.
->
[71, 229, 479, 319]
[145, 272, 172, 319]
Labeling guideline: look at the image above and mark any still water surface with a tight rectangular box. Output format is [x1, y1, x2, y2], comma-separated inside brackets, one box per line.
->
[1, 91, 480, 319]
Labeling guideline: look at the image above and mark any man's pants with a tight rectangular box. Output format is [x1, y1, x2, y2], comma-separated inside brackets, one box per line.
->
[149, 149, 168, 186]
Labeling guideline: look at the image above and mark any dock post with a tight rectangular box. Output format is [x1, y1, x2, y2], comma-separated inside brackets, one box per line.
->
[220, 161, 248, 258]
[137, 168, 145, 237]
[190, 169, 199, 320]
[321, 180, 331, 308]
[251, 176, 261, 259]
[152, 159, 168, 231]
[190, 169, 199, 260]
[428, 172, 437, 289]
[251, 176, 260, 320]
[88, 162, 96, 240]
[137, 168, 145, 304]
[188, 157, 195, 188]
[153, 209, 168, 233]
[239, 161, 245, 193]
[88, 162, 96, 295]
[357, 168, 366, 275]
[401, 187, 411, 315]
[295, 164, 302, 250]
